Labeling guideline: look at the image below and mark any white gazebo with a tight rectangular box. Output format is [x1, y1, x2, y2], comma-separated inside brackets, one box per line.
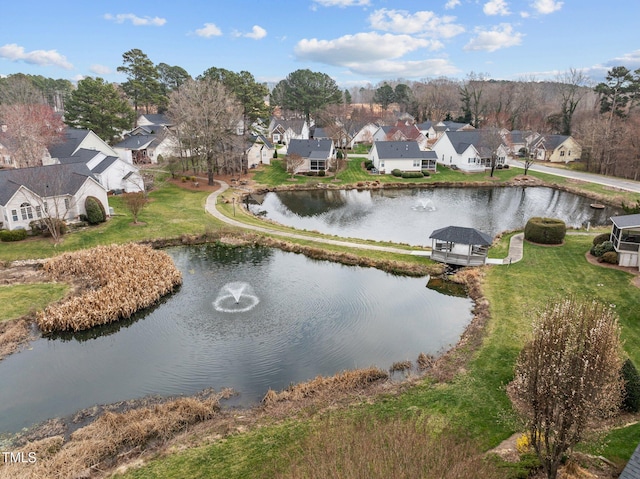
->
[610, 214, 640, 270]
[429, 226, 493, 266]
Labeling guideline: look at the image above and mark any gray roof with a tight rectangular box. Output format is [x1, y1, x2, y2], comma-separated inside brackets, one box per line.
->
[611, 214, 640, 229]
[138, 114, 171, 126]
[416, 121, 434, 130]
[113, 135, 156, 150]
[91, 156, 118, 174]
[249, 134, 274, 149]
[287, 139, 333, 158]
[373, 141, 436, 160]
[47, 128, 92, 159]
[444, 130, 492, 157]
[429, 226, 493, 246]
[620, 441, 640, 479]
[0, 163, 98, 206]
[535, 134, 570, 150]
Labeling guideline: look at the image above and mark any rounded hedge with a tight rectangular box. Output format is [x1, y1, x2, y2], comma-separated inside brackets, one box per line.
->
[85, 196, 106, 225]
[592, 240, 615, 258]
[0, 229, 28, 242]
[600, 251, 618, 264]
[621, 358, 640, 413]
[592, 232, 611, 247]
[391, 169, 402, 177]
[524, 217, 566, 245]
[401, 171, 424, 179]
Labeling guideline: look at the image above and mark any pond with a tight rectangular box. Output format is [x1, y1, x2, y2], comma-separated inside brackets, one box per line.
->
[0, 245, 473, 434]
[249, 187, 620, 245]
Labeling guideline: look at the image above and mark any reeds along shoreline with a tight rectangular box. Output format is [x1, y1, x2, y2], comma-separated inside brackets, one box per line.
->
[37, 243, 182, 333]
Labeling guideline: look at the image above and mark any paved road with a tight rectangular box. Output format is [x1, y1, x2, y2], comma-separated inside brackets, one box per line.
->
[510, 161, 640, 194]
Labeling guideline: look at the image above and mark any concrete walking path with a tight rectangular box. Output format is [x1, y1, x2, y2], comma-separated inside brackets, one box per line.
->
[205, 180, 521, 266]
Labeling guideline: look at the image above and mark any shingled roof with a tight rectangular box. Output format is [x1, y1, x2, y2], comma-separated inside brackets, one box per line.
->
[372, 141, 437, 160]
[429, 226, 493, 246]
[620, 441, 640, 479]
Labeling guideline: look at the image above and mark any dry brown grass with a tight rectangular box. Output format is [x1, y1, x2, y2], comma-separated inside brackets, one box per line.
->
[270, 413, 505, 479]
[36, 244, 182, 332]
[0, 393, 230, 479]
[0, 318, 32, 359]
[262, 367, 389, 405]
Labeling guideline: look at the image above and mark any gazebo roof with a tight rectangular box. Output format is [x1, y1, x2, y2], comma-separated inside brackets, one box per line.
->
[429, 226, 493, 246]
[611, 214, 640, 229]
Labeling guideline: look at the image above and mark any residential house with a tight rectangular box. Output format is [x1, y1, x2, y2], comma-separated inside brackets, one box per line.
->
[619, 441, 640, 479]
[246, 135, 275, 168]
[372, 121, 428, 149]
[112, 126, 178, 166]
[610, 214, 640, 270]
[368, 141, 437, 174]
[431, 130, 505, 172]
[417, 120, 474, 147]
[286, 138, 335, 173]
[502, 130, 538, 159]
[0, 163, 109, 231]
[348, 122, 379, 148]
[137, 113, 172, 128]
[0, 140, 12, 167]
[268, 118, 310, 145]
[46, 128, 144, 193]
[531, 134, 582, 163]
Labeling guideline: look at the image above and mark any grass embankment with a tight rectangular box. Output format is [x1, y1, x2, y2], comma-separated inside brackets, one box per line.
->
[0, 283, 67, 322]
[112, 233, 640, 478]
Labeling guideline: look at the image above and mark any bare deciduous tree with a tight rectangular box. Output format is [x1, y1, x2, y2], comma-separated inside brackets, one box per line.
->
[0, 103, 64, 167]
[286, 153, 305, 179]
[122, 192, 148, 224]
[167, 78, 244, 186]
[509, 298, 623, 479]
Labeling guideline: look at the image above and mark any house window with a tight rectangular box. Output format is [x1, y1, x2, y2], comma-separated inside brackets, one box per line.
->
[380, 161, 385, 168]
[64, 198, 70, 210]
[35, 206, 42, 218]
[568, 150, 572, 156]
[20, 202, 33, 221]
[11, 210, 18, 222]
[310, 159, 326, 171]
[273, 134, 281, 143]
[413, 159, 420, 168]
[560, 150, 565, 156]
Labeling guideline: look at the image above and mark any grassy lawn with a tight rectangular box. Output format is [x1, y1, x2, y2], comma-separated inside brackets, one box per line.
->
[0, 184, 224, 262]
[114, 233, 640, 478]
[0, 283, 68, 321]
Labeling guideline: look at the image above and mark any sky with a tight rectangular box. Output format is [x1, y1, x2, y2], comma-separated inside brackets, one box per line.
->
[1, 0, 639, 89]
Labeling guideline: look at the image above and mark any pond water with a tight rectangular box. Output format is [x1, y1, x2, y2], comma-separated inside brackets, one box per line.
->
[0, 245, 473, 434]
[249, 187, 619, 245]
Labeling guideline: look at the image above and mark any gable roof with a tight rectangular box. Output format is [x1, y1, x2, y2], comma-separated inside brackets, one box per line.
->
[0, 163, 99, 206]
[385, 121, 422, 141]
[113, 135, 156, 150]
[620, 441, 640, 479]
[138, 114, 171, 126]
[373, 141, 436, 160]
[249, 134, 274, 149]
[534, 134, 571, 150]
[429, 226, 492, 246]
[47, 128, 92, 159]
[287, 139, 333, 158]
[270, 118, 307, 135]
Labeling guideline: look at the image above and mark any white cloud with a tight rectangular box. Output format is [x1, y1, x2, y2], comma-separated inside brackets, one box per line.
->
[195, 23, 223, 38]
[464, 24, 523, 52]
[239, 25, 267, 40]
[368, 9, 465, 39]
[345, 58, 460, 78]
[445, 0, 461, 9]
[602, 49, 640, 70]
[295, 32, 438, 66]
[531, 0, 563, 14]
[90, 64, 112, 75]
[0, 43, 73, 69]
[484, 0, 510, 16]
[312, 0, 370, 7]
[103, 13, 166, 26]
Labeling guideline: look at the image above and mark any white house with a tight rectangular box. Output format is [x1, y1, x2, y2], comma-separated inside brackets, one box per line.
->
[47, 128, 144, 193]
[268, 118, 310, 145]
[246, 135, 275, 168]
[610, 214, 640, 270]
[432, 130, 504, 172]
[348, 122, 379, 148]
[0, 163, 109, 231]
[368, 141, 437, 174]
[286, 138, 335, 173]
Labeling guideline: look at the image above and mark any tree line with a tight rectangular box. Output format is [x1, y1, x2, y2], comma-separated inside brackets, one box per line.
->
[1, 48, 640, 180]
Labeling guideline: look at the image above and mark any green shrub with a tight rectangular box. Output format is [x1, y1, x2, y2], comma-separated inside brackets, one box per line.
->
[621, 358, 640, 412]
[273, 149, 278, 159]
[421, 170, 431, 177]
[524, 217, 566, 245]
[401, 171, 424, 178]
[364, 159, 373, 170]
[592, 233, 611, 246]
[0, 229, 28, 242]
[391, 169, 402, 177]
[85, 196, 106, 225]
[318, 170, 326, 177]
[600, 251, 618, 264]
[181, 177, 187, 182]
[592, 240, 615, 258]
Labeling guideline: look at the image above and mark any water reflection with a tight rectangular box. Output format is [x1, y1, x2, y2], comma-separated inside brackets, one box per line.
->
[0, 245, 472, 434]
[250, 187, 619, 244]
